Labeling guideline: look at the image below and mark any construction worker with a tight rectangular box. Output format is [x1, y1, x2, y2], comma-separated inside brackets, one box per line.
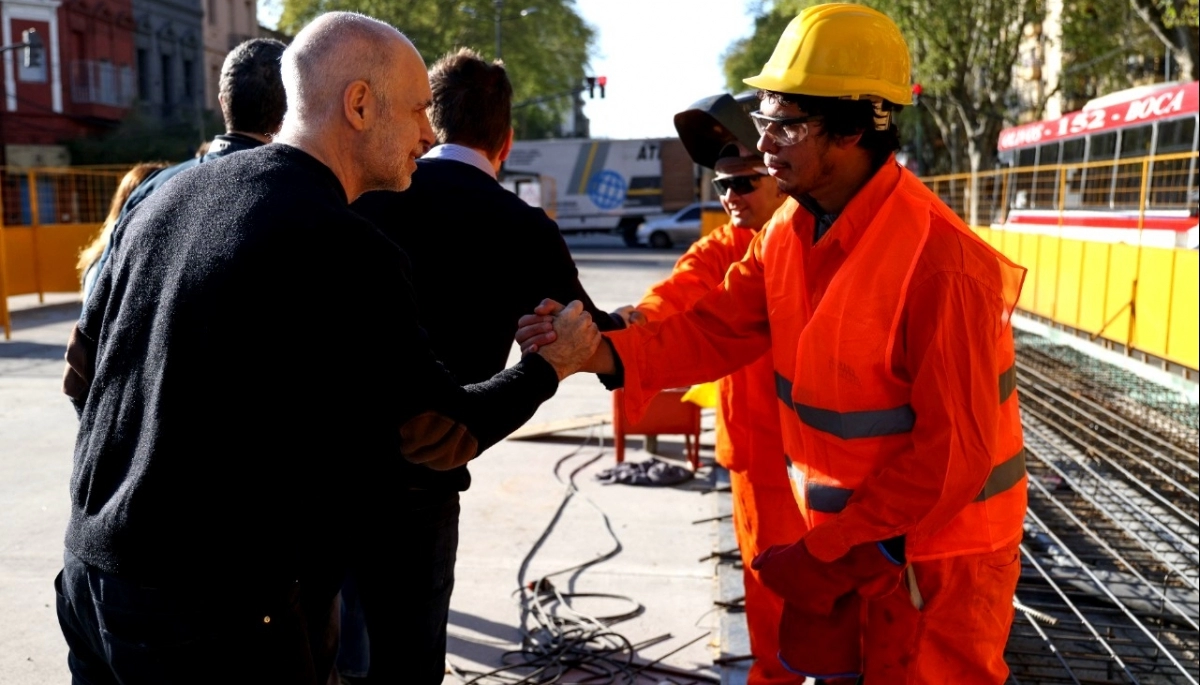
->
[613, 93, 801, 684]
[519, 4, 1027, 682]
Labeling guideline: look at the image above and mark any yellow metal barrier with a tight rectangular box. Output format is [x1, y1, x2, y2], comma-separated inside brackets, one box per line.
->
[921, 151, 1198, 227]
[0, 166, 127, 339]
[926, 152, 1199, 373]
[973, 225, 1197, 369]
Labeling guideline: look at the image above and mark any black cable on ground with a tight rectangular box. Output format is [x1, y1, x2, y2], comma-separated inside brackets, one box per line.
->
[447, 426, 716, 684]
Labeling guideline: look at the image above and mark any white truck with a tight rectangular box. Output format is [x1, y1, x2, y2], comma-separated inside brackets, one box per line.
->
[502, 137, 697, 245]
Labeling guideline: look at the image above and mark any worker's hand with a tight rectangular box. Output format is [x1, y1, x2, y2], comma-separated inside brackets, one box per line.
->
[613, 305, 647, 327]
[752, 537, 905, 615]
[535, 300, 601, 381]
[516, 299, 565, 354]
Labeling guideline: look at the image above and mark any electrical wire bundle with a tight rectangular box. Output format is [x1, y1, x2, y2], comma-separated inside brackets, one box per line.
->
[447, 427, 717, 685]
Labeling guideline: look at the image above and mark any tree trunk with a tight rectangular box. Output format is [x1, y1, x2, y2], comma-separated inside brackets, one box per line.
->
[1130, 0, 1200, 81]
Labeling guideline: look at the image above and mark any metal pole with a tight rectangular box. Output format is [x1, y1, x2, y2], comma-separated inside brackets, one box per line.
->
[0, 171, 11, 340]
[494, 0, 503, 62]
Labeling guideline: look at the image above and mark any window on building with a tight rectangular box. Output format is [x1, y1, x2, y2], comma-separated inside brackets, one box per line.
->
[183, 59, 195, 103]
[161, 54, 173, 113]
[137, 48, 149, 101]
[208, 0, 216, 25]
[18, 27, 48, 83]
[211, 64, 220, 108]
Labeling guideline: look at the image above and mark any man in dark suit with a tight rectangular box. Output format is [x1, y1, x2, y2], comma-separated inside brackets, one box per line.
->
[347, 47, 624, 683]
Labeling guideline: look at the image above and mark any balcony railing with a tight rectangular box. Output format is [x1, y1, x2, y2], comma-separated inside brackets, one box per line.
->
[70, 61, 135, 108]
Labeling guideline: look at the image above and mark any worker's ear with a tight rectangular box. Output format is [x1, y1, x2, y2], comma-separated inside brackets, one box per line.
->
[343, 80, 372, 132]
[498, 127, 514, 163]
[834, 130, 864, 149]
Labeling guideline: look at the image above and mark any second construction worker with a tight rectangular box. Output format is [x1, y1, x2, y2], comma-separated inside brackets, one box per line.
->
[520, 4, 1028, 682]
[613, 93, 801, 684]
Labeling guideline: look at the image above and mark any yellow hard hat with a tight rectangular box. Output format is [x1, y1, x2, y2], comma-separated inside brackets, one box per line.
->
[743, 3, 912, 106]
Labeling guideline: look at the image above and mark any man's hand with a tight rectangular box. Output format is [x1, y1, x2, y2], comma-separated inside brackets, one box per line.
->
[613, 305, 647, 327]
[516, 299, 564, 354]
[534, 300, 601, 381]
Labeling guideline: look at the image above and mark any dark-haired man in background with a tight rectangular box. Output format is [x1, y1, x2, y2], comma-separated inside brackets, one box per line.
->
[348, 47, 623, 682]
[83, 37, 288, 301]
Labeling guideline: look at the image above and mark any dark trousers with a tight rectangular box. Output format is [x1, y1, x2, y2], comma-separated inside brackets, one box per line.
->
[55, 550, 340, 685]
[348, 489, 460, 684]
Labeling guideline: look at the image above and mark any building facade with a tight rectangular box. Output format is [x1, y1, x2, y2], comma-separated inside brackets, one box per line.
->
[130, 0, 201, 123]
[0, 0, 136, 163]
[201, 0, 254, 113]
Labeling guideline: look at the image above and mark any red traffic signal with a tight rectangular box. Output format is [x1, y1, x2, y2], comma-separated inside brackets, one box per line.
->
[586, 76, 607, 99]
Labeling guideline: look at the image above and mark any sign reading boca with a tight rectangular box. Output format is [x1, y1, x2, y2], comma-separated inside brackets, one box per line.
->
[997, 81, 1199, 152]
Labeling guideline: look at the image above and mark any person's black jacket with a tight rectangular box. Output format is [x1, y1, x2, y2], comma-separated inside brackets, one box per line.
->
[117, 133, 264, 226]
[352, 157, 625, 491]
[83, 134, 267, 305]
[64, 144, 560, 587]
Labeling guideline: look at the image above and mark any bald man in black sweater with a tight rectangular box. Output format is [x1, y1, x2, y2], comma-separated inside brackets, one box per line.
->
[56, 14, 599, 684]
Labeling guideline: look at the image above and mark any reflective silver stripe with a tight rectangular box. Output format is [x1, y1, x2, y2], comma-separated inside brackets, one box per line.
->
[796, 403, 915, 439]
[797, 449, 1027, 514]
[774, 371, 794, 410]
[975, 448, 1027, 502]
[777, 365, 1012, 440]
[807, 482, 854, 514]
[999, 365, 1017, 404]
[777, 369, 915, 439]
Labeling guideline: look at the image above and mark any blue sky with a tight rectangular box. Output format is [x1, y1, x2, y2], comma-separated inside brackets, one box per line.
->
[259, 0, 760, 140]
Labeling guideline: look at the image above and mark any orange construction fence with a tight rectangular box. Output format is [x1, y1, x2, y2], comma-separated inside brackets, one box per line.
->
[0, 166, 127, 339]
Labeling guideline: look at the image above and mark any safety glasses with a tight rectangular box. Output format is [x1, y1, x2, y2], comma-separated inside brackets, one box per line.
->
[711, 175, 763, 197]
[750, 110, 819, 147]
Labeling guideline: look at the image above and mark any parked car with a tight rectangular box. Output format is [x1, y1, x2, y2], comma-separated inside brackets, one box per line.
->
[635, 201, 723, 248]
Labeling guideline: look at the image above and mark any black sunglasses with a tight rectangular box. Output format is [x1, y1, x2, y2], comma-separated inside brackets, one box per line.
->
[712, 175, 763, 196]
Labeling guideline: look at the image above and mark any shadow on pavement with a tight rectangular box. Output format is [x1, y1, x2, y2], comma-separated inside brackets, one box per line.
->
[0, 340, 66, 359]
[7, 302, 82, 331]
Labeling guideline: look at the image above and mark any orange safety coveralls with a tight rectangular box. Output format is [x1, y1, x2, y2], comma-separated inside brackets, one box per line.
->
[636, 223, 805, 685]
[606, 157, 1027, 683]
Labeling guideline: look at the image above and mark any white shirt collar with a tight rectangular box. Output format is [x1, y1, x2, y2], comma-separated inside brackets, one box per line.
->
[422, 143, 496, 179]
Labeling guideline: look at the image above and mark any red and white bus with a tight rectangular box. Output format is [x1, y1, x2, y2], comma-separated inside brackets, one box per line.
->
[995, 80, 1198, 249]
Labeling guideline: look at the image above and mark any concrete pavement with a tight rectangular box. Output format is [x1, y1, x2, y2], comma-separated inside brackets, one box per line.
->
[0, 239, 753, 684]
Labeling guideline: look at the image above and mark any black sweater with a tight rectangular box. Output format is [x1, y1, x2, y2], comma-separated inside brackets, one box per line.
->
[352, 158, 624, 491]
[66, 144, 559, 586]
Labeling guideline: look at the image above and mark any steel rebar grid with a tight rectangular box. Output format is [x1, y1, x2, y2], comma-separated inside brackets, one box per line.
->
[1004, 333, 1198, 683]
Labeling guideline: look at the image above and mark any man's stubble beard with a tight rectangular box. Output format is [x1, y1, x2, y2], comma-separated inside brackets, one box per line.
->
[360, 128, 413, 194]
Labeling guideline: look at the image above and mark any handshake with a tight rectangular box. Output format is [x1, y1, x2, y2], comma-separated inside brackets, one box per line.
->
[516, 299, 603, 381]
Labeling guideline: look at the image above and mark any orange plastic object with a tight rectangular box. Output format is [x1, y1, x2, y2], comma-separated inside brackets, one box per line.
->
[612, 387, 701, 470]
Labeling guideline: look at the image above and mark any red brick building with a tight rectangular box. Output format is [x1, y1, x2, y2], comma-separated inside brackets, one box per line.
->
[0, 0, 136, 165]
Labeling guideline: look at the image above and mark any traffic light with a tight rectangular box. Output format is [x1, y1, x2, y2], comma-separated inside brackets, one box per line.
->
[585, 76, 607, 99]
[911, 82, 922, 107]
[21, 28, 42, 69]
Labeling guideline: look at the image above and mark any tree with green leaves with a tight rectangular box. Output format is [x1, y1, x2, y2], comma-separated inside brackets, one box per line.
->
[276, 0, 595, 139]
[1130, 0, 1199, 81]
[1055, 0, 1196, 113]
